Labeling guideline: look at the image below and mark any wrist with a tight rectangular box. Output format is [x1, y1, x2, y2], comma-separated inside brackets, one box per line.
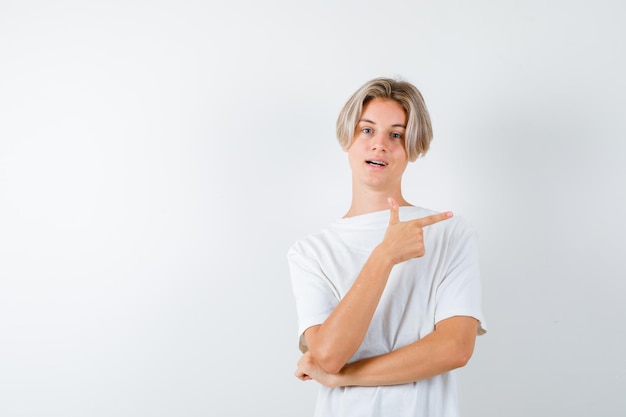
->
[372, 244, 397, 268]
[332, 367, 350, 388]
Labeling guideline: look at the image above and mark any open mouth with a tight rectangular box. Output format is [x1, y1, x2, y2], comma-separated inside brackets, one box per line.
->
[366, 160, 388, 167]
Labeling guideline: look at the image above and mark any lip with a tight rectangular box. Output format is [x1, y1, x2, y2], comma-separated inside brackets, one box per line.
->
[365, 159, 388, 168]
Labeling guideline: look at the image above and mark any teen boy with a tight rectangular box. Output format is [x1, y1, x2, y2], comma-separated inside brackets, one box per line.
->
[288, 77, 486, 417]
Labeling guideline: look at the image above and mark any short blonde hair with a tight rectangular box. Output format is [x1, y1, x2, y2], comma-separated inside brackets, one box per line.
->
[336, 77, 433, 162]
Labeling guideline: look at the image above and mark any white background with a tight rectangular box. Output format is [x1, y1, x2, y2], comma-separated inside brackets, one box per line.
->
[1, 1, 625, 416]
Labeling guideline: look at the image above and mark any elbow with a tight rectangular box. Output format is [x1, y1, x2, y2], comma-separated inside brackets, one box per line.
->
[303, 326, 353, 374]
[449, 345, 474, 369]
[316, 355, 346, 375]
[452, 351, 472, 369]
[434, 316, 479, 371]
[321, 362, 344, 375]
[309, 347, 346, 375]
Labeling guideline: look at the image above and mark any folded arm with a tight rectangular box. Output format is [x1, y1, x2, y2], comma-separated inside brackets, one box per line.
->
[296, 315, 479, 387]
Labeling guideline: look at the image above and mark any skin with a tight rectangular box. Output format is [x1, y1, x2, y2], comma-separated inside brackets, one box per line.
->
[345, 98, 411, 217]
[294, 98, 479, 387]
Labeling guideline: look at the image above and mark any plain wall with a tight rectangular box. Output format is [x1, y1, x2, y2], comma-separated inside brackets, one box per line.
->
[1, 1, 625, 416]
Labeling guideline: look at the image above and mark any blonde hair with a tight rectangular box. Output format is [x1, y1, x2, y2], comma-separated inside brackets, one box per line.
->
[336, 77, 433, 161]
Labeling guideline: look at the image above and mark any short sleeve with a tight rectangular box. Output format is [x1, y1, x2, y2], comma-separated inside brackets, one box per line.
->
[287, 244, 341, 352]
[434, 222, 487, 335]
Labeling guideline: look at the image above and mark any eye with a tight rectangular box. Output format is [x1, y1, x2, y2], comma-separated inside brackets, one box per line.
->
[361, 127, 373, 134]
[391, 132, 403, 140]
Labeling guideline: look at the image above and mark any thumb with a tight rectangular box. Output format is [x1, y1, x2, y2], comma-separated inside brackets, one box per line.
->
[388, 197, 399, 225]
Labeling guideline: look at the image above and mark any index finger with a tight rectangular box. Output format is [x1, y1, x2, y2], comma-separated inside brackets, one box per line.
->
[413, 211, 453, 227]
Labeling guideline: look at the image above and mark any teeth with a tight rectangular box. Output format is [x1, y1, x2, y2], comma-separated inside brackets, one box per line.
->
[367, 160, 387, 166]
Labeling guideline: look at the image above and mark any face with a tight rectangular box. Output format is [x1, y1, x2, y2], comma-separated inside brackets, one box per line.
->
[346, 98, 409, 192]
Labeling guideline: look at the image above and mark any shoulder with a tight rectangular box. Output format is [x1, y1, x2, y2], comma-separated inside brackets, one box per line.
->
[287, 228, 334, 257]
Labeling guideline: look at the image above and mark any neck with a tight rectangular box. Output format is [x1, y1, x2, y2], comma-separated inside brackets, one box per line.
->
[344, 188, 411, 218]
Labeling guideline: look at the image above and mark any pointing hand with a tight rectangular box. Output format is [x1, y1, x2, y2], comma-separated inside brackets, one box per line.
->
[381, 197, 453, 265]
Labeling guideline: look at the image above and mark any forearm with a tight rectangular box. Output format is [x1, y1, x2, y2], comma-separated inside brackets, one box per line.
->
[337, 338, 461, 386]
[335, 317, 478, 387]
[306, 246, 394, 373]
[301, 204, 454, 375]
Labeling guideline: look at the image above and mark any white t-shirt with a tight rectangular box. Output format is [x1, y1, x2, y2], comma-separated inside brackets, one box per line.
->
[288, 206, 487, 417]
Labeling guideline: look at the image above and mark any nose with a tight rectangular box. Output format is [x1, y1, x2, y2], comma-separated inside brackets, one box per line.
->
[371, 134, 389, 152]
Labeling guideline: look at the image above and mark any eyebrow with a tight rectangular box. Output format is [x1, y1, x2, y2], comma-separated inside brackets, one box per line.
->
[358, 118, 406, 129]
